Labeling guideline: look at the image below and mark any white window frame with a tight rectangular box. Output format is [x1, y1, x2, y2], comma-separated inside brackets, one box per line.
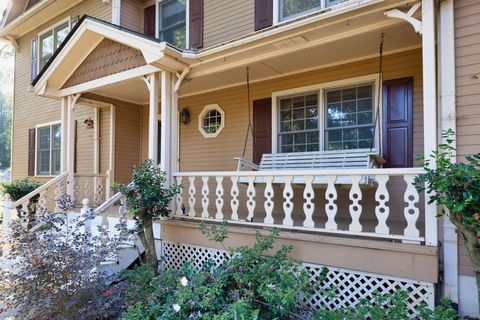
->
[198, 104, 225, 138]
[155, 0, 189, 49]
[271, 74, 380, 153]
[35, 18, 71, 76]
[273, 0, 354, 25]
[35, 121, 62, 177]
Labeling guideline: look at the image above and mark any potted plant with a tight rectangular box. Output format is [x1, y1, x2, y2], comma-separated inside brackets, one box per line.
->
[116, 159, 180, 270]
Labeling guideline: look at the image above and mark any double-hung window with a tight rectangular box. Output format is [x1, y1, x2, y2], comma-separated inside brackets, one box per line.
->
[277, 82, 376, 153]
[158, 0, 187, 49]
[36, 123, 61, 176]
[278, 0, 350, 22]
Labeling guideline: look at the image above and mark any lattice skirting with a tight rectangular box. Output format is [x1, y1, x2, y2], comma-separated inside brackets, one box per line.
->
[161, 241, 435, 316]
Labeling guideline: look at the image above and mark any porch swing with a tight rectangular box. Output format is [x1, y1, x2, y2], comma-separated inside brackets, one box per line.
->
[235, 33, 387, 185]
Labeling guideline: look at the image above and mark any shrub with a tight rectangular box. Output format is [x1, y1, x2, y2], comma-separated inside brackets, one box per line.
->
[0, 178, 43, 222]
[0, 192, 128, 319]
[116, 159, 180, 270]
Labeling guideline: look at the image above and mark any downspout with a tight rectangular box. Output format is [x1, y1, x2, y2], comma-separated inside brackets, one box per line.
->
[438, 0, 458, 306]
[111, 0, 121, 26]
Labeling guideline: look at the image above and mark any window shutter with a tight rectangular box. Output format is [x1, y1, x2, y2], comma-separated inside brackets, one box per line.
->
[255, 0, 273, 31]
[28, 128, 36, 176]
[144, 4, 156, 37]
[31, 38, 38, 81]
[189, 0, 204, 49]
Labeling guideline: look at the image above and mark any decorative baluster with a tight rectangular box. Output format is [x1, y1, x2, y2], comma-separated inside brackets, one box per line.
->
[282, 176, 294, 227]
[175, 176, 184, 216]
[324, 175, 338, 230]
[348, 175, 363, 232]
[118, 196, 129, 241]
[246, 176, 256, 222]
[84, 179, 91, 206]
[19, 199, 30, 229]
[375, 175, 390, 235]
[73, 177, 79, 205]
[37, 189, 48, 213]
[81, 198, 92, 241]
[215, 177, 224, 220]
[230, 176, 239, 221]
[303, 176, 315, 228]
[403, 175, 420, 239]
[54, 180, 63, 212]
[201, 176, 210, 218]
[264, 176, 274, 224]
[94, 178, 104, 206]
[188, 177, 196, 217]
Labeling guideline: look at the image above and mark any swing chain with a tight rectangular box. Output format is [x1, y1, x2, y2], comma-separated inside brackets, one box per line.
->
[371, 33, 384, 154]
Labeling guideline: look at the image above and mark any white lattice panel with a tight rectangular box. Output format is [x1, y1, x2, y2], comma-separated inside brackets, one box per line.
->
[161, 241, 434, 316]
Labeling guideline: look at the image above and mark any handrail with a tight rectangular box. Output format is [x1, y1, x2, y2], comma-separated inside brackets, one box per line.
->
[10, 171, 69, 208]
[174, 167, 425, 177]
[93, 182, 133, 216]
[74, 172, 109, 178]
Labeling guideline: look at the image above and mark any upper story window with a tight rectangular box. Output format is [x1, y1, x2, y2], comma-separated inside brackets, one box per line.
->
[31, 19, 71, 80]
[158, 0, 187, 49]
[36, 123, 61, 176]
[278, 0, 350, 22]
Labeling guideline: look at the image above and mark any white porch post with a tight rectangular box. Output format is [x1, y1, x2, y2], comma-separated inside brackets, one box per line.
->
[160, 71, 173, 182]
[60, 97, 68, 172]
[146, 73, 160, 165]
[422, 0, 438, 247]
[439, 0, 458, 303]
[66, 94, 80, 197]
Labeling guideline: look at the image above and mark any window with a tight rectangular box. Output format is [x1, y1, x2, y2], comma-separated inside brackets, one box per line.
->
[36, 123, 61, 176]
[325, 84, 374, 150]
[279, 93, 319, 153]
[276, 79, 377, 153]
[278, 0, 350, 22]
[158, 0, 187, 49]
[34, 20, 70, 77]
[198, 104, 225, 138]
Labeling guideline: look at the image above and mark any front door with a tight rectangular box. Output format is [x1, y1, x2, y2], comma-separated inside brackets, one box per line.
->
[253, 98, 272, 164]
[383, 78, 413, 168]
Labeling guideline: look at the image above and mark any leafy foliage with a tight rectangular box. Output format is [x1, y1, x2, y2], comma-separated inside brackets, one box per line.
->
[116, 159, 180, 269]
[0, 192, 128, 319]
[0, 177, 43, 201]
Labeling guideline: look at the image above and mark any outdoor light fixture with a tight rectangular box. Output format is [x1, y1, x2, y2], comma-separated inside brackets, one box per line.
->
[180, 108, 191, 125]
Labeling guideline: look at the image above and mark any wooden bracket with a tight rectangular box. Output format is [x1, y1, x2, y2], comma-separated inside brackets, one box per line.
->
[385, 2, 422, 34]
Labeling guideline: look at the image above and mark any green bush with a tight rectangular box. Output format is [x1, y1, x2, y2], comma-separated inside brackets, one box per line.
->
[0, 177, 42, 201]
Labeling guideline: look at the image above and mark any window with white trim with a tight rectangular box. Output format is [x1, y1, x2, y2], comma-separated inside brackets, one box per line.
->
[198, 104, 225, 138]
[277, 82, 375, 152]
[278, 0, 350, 22]
[36, 123, 61, 176]
[157, 0, 187, 49]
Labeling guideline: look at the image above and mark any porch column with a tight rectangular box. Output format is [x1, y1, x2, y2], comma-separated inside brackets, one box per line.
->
[60, 97, 68, 172]
[160, 70, 174, 183]
[66, 94, 80, 196]
[146, 72, 160, 165]
[422, 0, 438, 247]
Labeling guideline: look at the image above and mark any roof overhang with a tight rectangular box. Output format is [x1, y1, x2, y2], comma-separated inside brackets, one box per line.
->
[33, 16, 190, 98]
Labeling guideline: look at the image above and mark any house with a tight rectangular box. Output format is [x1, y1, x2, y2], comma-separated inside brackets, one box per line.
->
[0, 0, 478, 316]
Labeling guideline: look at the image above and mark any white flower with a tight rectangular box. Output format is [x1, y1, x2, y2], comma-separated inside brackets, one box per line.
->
[173, 304, 181, 312]
[180, 276, 189, 287]
[267, 284, 276, 290]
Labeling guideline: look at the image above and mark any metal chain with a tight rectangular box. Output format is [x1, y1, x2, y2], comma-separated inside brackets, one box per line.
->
[371, 33, 384, 154]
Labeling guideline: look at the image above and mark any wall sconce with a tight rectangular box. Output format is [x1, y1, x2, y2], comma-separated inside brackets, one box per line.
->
[84, 118, 94, 129]
[180, 108, 191, 125]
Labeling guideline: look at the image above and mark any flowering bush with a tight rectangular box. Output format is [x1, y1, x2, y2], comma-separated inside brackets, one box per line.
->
[0, 192, 128, 319]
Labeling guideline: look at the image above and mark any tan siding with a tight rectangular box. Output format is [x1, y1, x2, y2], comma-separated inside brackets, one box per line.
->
[121, 0, 144, 33]
[11, 0, 112, 181]
[455, 0, 480, 276]
[63, 39, 146, 88]
[203, 0, 254, 48]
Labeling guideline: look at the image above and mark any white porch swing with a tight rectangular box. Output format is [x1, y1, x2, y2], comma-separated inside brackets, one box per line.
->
[235, 34, 387, 185]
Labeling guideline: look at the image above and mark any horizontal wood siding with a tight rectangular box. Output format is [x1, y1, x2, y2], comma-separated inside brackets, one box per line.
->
[63, 39, 146, 88]
[121, 0, 144, 33]
[455, 0, 480, 277]
[11, 0, 112, 180]
[203, 0, 255, 48]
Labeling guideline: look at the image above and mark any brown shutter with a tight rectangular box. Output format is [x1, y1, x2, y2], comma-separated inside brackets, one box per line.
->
[255, 0, 273, 31]
[144, 4, 156, 37]
[383, 77, 413, 168]
[28, 128, 36, 176]
[189, 0, 204, 49]
[253, 98, 272, 164]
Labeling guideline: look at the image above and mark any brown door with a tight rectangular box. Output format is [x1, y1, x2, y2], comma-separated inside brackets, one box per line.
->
[383, 77, 413, 168]
[253, 98, 272, 164]
[144, 5, 156, 37]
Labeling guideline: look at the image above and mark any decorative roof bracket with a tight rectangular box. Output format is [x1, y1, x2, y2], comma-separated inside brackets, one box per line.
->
[384, 2, 422, 34]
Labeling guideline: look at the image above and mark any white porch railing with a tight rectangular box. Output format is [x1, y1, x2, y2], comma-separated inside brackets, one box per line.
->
[173, 168, 431, 244]
[73, 172, 111, 207]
